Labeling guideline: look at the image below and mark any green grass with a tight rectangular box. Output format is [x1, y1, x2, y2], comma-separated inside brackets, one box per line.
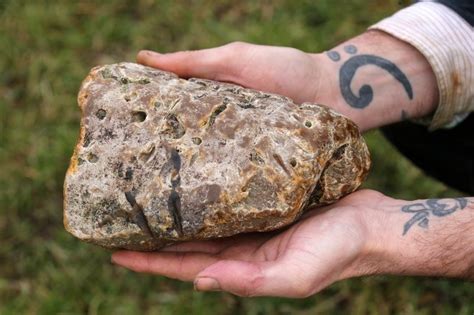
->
[0, 0, 472, 314]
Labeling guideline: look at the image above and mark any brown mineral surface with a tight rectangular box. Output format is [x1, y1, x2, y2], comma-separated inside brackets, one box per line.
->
[63, 62, 371, 250]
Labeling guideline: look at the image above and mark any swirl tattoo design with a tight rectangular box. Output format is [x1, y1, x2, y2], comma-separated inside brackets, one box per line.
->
[340, 55, 413, 108]
[401, 198, 468, 235]
[327, 46, 413, 109]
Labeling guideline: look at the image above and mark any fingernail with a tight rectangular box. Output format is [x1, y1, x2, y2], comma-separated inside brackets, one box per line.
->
[194, 277, 221, 291]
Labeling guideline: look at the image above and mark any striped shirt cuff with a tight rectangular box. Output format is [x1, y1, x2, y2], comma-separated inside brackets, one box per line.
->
[369, 1, 474, 130]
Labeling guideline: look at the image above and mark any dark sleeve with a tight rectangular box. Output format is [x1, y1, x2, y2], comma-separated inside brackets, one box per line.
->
[431, 0, 474, 25]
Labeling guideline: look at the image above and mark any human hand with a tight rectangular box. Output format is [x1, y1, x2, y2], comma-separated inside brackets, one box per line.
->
[112, 189, 473, 297]
[137, 30, 438, 132]
[137, 42, 325, 105]
[111, 190, 386, 297]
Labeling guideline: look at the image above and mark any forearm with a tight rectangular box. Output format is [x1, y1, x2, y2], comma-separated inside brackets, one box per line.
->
[347, 196, 474, 280]
[311, 30, 438, 132]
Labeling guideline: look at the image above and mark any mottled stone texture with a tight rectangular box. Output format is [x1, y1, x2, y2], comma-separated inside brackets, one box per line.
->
[64, 62, 371, 250]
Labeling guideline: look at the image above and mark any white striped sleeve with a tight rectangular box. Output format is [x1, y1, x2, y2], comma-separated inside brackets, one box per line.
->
[369, 1, 474, 130]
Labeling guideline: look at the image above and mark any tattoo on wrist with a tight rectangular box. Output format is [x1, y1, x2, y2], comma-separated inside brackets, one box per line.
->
[327, 51, 341, 62]
[326, 45, 413, 109]
[401, 198, 468, 235]
[343, 44, 357, 54]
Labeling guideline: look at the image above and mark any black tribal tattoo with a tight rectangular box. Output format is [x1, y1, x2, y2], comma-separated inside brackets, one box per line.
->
[326, 45, 413, 109]
[401, 198, 468, 235]
[327, 51, 340, 62]
[343, 44, 357, 54]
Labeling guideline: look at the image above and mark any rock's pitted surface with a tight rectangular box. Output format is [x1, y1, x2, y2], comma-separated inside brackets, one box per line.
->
[64, 62, 371, 250]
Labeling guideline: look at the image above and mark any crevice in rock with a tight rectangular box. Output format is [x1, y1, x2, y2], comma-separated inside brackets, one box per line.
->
[167, 190, 183, 236]
[162, 113, 185, 139]
[207, 104, 227, 128]
[124, 191, 154, 238]
[140, 145, 156, 163]
[308, 180, 324, 206]
[124, 167, 133, 181]
[192, 137, 202, 145]
[167, 148, 183, 236]
[83, 131, 92, 147]
[96, 109, 106, 120]
[272, 153, 291, 176]
[132, 111, 147, 122]
[249, 151, 265, 165]
[333, 143, 348, 160]
[87, 153, 98, 163]
[308, 144, 349, 206]
[289, 158, 297, 167]
[237, 101, 255, 109]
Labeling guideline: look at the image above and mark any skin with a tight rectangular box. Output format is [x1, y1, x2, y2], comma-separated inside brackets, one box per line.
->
[111, 30, 474, 297]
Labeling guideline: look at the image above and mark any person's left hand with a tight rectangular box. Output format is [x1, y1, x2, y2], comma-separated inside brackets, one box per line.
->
[111, 190, 388, 298]
[136, 43, 326, 105]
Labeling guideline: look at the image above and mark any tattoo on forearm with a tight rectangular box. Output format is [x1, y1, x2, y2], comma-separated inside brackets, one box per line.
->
[401, 198, 468, 235]
[343, 44, 357, 54]
[326, 45, 413, 109]
[327, 51, 340, 62]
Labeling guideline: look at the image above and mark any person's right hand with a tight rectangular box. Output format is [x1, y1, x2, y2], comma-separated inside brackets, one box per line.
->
[137, 42, 326, 105]
[111, 189, 474, 297]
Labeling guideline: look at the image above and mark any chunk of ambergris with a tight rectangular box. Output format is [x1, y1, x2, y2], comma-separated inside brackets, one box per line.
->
[64, 62, 370, 250]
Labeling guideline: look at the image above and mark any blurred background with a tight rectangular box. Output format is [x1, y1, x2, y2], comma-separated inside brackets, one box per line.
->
[0, 0, 472, 314]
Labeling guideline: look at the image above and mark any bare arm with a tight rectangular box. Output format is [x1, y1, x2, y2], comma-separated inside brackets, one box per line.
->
[345, 195, 474, 281]
[312, 30, 438, 131]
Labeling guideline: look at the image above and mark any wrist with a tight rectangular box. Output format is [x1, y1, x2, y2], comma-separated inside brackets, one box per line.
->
[342, 195, 474, 280]
[336, 191, 400, 279]
[310, 30, 438, 132]
[309, 53, 348, 119]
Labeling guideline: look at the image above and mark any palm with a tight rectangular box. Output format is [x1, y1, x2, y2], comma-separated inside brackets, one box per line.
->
[112, 190, 376, 297]
[137, 42, 322, 104]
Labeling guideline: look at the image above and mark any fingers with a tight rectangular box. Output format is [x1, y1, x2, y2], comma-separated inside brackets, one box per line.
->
[160, 239, 229, 254]
[160, 232, 273, 255]
[111, 250, 218, 281]
[137, 45, 237, 80]
[194, 257, 316, 298]
[112, 243, 321, 297]
[111, 231, 275, 282]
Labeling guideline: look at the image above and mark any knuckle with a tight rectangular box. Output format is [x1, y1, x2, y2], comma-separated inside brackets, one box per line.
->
[225, 41, 249, 51]
[284, 276, 315, 298]
[235, 274, 264, 297]
[344, 189, 386, 204]
[291, 283, 314, 298]
[293, 284, 311, 298]
[356, 189, 386, 200]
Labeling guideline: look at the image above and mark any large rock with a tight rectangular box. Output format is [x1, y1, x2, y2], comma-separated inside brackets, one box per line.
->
[64, 62, 371, 250]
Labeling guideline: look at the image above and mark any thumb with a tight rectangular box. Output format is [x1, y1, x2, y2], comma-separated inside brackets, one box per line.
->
[193, 259, 315, 298]
[136, 45, 238, 80]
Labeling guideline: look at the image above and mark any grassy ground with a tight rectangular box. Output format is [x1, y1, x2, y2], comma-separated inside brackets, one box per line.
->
[1, 0, 472, 314]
